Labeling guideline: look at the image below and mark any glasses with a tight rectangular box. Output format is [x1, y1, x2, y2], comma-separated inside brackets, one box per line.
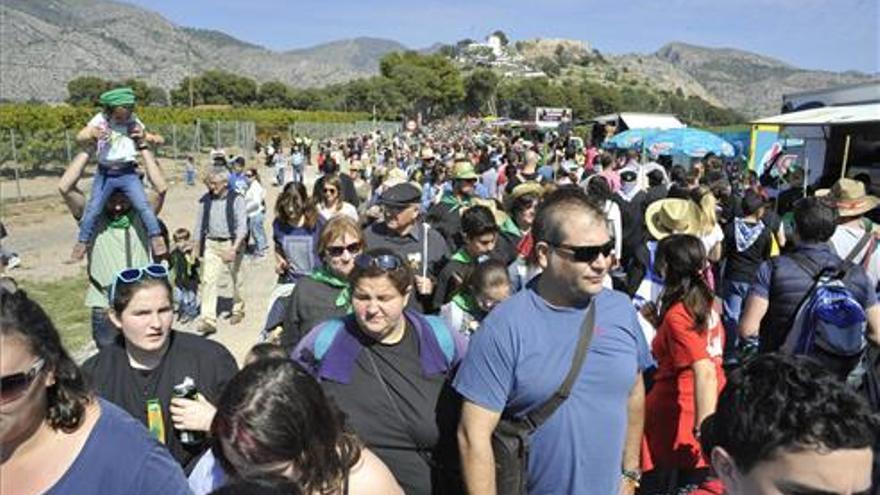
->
[109, 264, 169, 304]
[550, 240, 615, 263]
[1, 358, 46, 404]
[323, 188, 338, 195]
[354, 253, 403, 271]
[325, 242, 362, 258]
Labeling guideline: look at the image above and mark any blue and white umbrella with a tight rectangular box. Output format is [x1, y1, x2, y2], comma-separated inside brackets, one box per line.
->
[602, 128, 660, 150]
[644, 128, 736, 158]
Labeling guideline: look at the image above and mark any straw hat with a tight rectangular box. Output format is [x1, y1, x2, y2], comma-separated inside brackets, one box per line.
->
[420, 147, 436, 160]
[816, 178, 880, 217]
[505, 182, 544, 210]
[452, 160, 479, 180]
[645, 198, 703, 240]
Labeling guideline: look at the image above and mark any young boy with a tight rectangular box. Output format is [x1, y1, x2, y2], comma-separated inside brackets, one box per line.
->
[71, 87, 166, 261]
[169, 228, 200, 323]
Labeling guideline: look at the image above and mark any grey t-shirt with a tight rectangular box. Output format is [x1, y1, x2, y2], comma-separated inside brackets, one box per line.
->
[194, 193, 247, 243]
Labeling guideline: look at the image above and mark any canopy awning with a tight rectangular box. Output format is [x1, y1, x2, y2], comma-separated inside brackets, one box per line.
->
[752, 103, 880, 126]
[593, 112, 686, 130]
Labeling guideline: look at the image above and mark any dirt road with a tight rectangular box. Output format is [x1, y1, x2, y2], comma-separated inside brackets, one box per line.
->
[3, 167, 288, 365]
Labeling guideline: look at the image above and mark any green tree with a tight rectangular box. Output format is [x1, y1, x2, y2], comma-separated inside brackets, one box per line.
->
[144, 86, 168, 106]
[66, 76, 110, 106]
[170, 71, 258, 106]
[258, 81, 291, 108]
[379, 51, 464, 119]
[464, 68, 500, 115]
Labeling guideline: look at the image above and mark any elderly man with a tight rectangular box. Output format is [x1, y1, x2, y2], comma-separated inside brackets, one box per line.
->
[455, 188, 652, 495]
[193, 167, 248, 335]
[364, 182, 448, 311]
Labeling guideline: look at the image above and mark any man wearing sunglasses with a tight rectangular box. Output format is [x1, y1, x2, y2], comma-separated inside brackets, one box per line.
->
[455, 187, 652, 495]
[193, 167, 248, 334]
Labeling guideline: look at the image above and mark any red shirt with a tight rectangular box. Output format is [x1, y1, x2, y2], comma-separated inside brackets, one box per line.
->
[642, 302, 726, 471]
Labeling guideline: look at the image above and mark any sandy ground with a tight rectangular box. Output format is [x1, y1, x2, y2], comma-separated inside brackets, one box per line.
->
[2, 163, 298, 365]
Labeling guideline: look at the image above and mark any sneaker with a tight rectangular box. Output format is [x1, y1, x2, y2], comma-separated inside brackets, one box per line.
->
[229, 313, 245, 325]
[195, 320, 217, 336]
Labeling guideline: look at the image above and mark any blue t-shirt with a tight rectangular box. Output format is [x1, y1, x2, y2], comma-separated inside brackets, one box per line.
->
[453, 283, 652, 495]
[46, 398, 190, 495]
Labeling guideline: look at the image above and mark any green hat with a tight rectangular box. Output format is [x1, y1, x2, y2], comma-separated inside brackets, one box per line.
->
[452, 160, 479, 180]
[99, 87, 136, 107]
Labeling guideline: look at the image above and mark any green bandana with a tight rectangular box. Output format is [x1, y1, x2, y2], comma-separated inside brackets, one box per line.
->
[500, 217, 523, 238]
[107, 211, 133, 230]
[309, 267, 351, 309]
[450, 249, 474, 264]
[99, 87, 136, 107]
[451, 291, 479, 315]
[440, 192, 472, 213]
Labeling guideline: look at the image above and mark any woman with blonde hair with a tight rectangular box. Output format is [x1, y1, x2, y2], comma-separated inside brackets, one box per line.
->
[280, 216, 365, 349]
[317, 174, 359, 223]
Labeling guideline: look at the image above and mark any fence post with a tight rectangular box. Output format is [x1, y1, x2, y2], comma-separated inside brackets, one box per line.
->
[215, 121, 220, 149]
[172, 124, 178, 159]
[194, 120, 200, 153]
[65, 129, 72, 163]
[10, 130, 21, 201]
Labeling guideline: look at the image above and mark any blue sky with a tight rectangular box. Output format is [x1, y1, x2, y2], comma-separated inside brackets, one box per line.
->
[125, 0, 878, 73]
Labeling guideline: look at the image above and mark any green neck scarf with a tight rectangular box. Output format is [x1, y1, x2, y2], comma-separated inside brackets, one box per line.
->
[309, 267, 351, 309]
[500, 217, 523, 238]
[440, 192, 472, 213]
[107, 211, 133, 230]
[450, 249, 474, 264]
[451, 291, 480, 315]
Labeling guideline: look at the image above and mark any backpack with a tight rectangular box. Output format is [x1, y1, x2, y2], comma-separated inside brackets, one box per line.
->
[313, 313, 456, 365]
[780, 253, 868, 381]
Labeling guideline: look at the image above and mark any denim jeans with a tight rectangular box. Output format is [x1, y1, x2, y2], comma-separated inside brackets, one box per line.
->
[248, 212, 268, 254]
[78, 165, 161, 243]
[184, 167, 196, 186]
[721, 279, 752, 361]
[173, 286, 200, 319]
[91, 307, 118, 349]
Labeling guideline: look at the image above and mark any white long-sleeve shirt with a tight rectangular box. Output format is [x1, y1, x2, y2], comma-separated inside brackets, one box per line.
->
[244, 181, 265, 218]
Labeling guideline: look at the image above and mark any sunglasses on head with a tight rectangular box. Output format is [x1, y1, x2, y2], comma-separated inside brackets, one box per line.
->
[325, 242, 362, 258]
[354, 253, 404, 271]
[109, 263, 169, 305]
[0, 358, 45, 405]
[550, 240, 615, 263]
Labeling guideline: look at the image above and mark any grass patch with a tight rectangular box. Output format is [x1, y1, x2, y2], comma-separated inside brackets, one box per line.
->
[19, 274, 92, 354]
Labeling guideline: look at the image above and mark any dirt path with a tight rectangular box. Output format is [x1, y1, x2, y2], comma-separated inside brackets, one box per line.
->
[3, 166, 296, 365]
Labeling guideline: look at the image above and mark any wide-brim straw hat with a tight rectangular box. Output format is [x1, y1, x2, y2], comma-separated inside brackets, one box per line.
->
[645, 198, 703, 240]
[816, 178, 880, 217]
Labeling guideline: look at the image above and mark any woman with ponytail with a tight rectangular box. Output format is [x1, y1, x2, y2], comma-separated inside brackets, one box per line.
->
[639, 235, 726, 495]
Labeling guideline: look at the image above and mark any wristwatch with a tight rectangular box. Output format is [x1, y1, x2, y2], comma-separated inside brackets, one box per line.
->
[621, 468, 641, 488]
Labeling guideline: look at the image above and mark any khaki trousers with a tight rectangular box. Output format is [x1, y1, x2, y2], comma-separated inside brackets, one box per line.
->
[199, 239, 244, 326]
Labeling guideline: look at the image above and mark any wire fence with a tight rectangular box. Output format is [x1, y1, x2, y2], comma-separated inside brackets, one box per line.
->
[0, 120, 400, 201]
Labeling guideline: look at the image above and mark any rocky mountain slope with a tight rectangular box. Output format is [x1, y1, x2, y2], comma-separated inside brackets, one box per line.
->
[0, 0, 405, 102]
[1, 0, 874, 118]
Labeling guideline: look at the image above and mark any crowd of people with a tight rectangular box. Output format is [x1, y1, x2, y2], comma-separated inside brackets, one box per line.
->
[1, 92, 879, 495]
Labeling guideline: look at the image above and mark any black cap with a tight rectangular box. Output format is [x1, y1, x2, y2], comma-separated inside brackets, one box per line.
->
[380, 183, 421, 206]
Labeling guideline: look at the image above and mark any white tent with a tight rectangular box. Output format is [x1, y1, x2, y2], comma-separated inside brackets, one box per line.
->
[753, 103, 880, 126]
[593, 112, 686, 130]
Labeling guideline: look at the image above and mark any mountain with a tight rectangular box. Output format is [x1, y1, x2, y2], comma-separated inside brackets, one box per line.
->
[0, 0, 407, 102]
[1, 0, 874, 119]
[653, 42, 876, 117]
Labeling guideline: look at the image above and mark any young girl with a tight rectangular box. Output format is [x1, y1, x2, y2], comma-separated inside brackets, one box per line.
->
[261, 183, 320, 340]
[640, 234, 725, 494]
[441, 259, 512, 338]
[71, 87, 166, 261]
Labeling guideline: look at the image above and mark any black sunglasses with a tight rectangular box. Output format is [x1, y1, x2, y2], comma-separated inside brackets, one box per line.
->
[550, 240, 615, 263]
[325, 242, 362, 258]
[354, 253, 404, 271]
[0, 358, 46, 404]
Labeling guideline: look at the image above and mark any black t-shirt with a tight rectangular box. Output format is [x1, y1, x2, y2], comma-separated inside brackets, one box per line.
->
[82, 331, 238, 472]
[723, 218, 772, 283]
[321, 322, 453, 495]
